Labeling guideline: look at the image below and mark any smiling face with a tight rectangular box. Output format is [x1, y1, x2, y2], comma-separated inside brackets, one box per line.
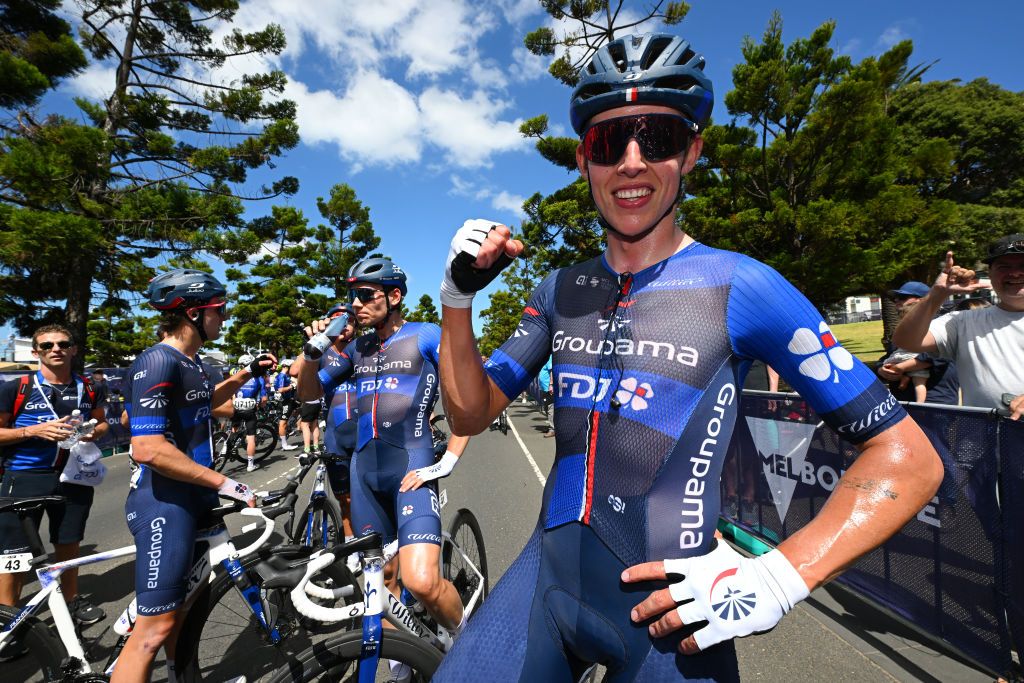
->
[990, 254, 1024, 311]
[575, 104, 703, 239]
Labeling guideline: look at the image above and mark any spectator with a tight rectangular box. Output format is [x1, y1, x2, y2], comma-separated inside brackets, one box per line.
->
[893, 235, 1024, 416]
[90, 369, 108, 395]
[537, 356, 554, 437]
[0, 325, 109, 628]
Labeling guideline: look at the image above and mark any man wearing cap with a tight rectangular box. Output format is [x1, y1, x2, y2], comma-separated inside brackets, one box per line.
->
[877, 281, 960, 406]
[893, 235, 1024, 417]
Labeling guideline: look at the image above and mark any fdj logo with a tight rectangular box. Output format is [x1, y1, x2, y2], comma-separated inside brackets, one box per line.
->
[557, 372, 612, 401]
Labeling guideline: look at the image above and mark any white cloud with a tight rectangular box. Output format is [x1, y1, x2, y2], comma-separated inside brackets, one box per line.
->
[448, 175, 526, 218]
[419, 87, 529, 167]
[63, 63, 116, 100]
[494, 0, 540, 25]
[491, 190, 527, 217]
[287, 73, 422, 167]
[510, 45, 549, 83]
[839, 38, 862, 56]
[876, 25, 909, 49]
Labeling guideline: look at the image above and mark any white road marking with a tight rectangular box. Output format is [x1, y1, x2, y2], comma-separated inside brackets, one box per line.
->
[507, 414, 547, 486]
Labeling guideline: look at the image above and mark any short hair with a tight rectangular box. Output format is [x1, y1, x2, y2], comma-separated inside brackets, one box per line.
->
[157, 310, 190, 339]
[32, 324, 74, 348]
[91, 369, 105, 376]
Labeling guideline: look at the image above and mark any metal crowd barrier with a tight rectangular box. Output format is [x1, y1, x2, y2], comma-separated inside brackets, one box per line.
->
[720, 391, 1021, 679]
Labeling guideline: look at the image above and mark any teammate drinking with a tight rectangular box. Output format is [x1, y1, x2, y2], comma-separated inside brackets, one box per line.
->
[296, 259, 471, 659]
[112, 269, 274, 683]
[435, 33, 943, 681]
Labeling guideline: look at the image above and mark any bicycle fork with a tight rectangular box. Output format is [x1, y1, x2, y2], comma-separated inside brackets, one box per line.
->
[359, 551, 385, 683]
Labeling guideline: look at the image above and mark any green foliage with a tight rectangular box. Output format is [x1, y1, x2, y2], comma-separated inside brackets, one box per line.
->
[309, 184, 382, 299]
[0, 0, 87, 109]
[407, 294, 440, 325]
[223, 206, 328, 357]
[0, 0, 299, 355]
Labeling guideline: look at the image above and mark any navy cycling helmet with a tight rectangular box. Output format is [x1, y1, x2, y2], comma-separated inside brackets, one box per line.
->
[326, 301, 355, 318]
[570, 33, 713, 135]
[347, 258, 408, 296]
[147, 269, 226, 310]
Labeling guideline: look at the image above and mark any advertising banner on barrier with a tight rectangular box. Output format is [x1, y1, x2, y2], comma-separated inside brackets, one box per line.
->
[1002, 418, 1024, 674]
[721, 395, 1015, 677]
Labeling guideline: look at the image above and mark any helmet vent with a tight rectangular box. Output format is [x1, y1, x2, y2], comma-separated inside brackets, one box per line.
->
[677, 47, 696, 67]
[607, 40, 627, 72]
[577, 83, 611, 101]
[642, 36, 674, 69]
[652, 75, 699, 94]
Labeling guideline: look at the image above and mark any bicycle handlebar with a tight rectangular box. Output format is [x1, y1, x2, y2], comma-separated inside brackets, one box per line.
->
[232, 507, 276, 558]
[291, 552, 361, 623]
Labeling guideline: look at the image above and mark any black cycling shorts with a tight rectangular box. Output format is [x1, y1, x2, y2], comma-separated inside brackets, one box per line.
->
[0, 470, 95, 553]
[299, 401, 321, 423]
[234, 409, 258, 436]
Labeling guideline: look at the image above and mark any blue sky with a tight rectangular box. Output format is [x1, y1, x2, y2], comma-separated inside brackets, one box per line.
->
[20, 1, 1024, 342]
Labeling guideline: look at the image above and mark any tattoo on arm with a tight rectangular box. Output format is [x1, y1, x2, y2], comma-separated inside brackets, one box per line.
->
[841, 476, 898, 500]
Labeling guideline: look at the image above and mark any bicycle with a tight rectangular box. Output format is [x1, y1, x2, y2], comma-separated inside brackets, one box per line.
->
[429, 413, 450, 453]
[268, 500, 489, 683]
[0, 494, 280, 682]
[212, 416, 279, 471]
[490, 409, 509, 436]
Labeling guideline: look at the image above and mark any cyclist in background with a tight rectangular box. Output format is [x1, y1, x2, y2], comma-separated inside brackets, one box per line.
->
[274, 358, 299, 451]
[112, 269, 274, 683]
[297, 258, 471, 682]
[233, 353, 267, 472]
[435, 33, 942, 681]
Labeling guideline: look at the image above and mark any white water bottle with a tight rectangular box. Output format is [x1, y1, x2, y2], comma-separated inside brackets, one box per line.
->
[303, 313, 350, 361]
[113, 597, 138, 635]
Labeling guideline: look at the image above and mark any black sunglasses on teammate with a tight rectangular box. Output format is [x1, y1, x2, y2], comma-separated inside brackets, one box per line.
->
[581, 113, 698, 165]
[350, 287, 383, 304]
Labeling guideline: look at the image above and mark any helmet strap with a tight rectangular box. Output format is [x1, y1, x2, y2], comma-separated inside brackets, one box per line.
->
[588, 167, 682, 242]
[186, 308, 210, 343]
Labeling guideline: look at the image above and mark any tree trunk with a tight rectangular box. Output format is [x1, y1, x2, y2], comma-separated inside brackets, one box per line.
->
[64, 257, 94, 373]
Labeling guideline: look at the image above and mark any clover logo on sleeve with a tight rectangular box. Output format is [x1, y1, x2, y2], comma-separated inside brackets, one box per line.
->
[787, 321, 854, 383]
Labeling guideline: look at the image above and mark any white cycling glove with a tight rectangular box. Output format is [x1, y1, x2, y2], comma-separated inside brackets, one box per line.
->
[218, 476, 255, 504]
[440, 219, 513, 308]
[411, 451, 460, 483]
[664, 543, 809, 651]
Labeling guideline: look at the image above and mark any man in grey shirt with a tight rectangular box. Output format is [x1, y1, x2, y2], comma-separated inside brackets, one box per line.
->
[893, 234, 1024, 417]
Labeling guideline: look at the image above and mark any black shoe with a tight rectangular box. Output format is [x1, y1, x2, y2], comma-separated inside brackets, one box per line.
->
[69, 595, 105, 626]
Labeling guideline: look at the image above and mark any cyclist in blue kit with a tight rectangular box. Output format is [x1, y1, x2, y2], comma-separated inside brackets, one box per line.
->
[274, 358, 299, 451]
[112, 270, 275, 683]
[296, 258, 472, 652]
[434, 33, 943, 682]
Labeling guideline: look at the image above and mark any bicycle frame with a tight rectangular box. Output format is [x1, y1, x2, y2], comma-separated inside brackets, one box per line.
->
[0, 506, 275, 676]
[300, 460, 332, 547]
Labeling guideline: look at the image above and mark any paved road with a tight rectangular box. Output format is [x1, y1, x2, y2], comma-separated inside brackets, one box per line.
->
[16, 403, 997, 681]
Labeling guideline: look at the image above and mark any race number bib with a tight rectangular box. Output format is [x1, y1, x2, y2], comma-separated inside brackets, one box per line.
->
[0, 553, 33, 574]
[233, 397, 257, 411]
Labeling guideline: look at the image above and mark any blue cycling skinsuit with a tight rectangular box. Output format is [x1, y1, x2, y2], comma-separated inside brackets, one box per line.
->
[0, 374, 105, 553]
[320, 346, 358, 493]
[318, 323, 443, 547]
[124, 343, 218, 616]
[435, 243, 908, 682]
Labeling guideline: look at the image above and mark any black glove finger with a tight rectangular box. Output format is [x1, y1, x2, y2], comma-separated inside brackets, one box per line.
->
[451, 250, 515, 293]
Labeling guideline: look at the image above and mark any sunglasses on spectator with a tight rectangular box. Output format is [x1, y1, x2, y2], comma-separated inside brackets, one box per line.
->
[35, 340, 75, 351]
[350, 288, 383, 303]
[581, 113, 698, 165]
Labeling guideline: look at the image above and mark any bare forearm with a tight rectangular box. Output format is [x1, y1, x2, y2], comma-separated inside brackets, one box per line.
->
[892, 290, 945, 351]
[446, 434, 471, 457]
[131, 436, 225, 489]
[293, 355, 324, 402]
[777, 418, 942, 590]
[440, 306, 502, 435]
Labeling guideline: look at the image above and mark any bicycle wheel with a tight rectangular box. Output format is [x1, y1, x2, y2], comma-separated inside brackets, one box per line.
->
[0, 605, 67, 683]
[443, 508, 489, 617]
[253, 422, 279, 462]
[290, 496, 344, 551]
[175, 554, 354, 683]
[498, 411, 509, 435]
[268, 629, 442, 683]
[211, 431, 231, 472]
[429, 414, 449, 452]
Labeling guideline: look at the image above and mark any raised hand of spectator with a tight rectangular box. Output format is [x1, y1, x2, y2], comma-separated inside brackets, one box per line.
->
[934, 251, 991, 296]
